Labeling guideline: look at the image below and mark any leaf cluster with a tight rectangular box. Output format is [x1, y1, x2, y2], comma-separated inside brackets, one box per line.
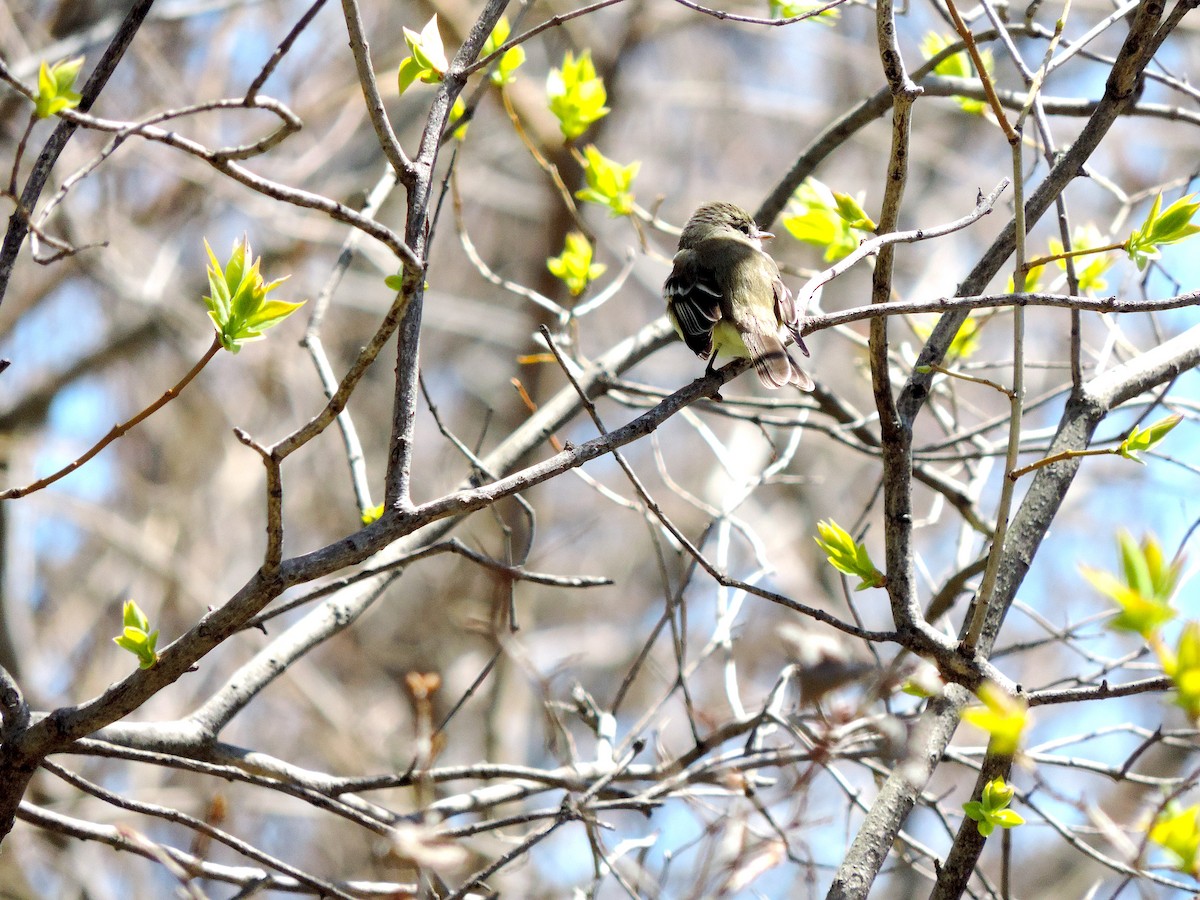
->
[1082, 530, 1181, 638]
[962, 777, 1026, 837]
[783, 178, 876, 262]
[575, 145, 639, 217]
[34, 57, 84, 119]
[204, 237, 304, 353]
[112, 600, 159, 670]
[546, 50, 610, 141]
[1126, 192, 1200, 271]
[482, 18, 525, 87]
[398, 16, 450, 96]
[920, 33, 993, 115]
[547, 232, 606, 296]
[1151, 803, 1200, 875]
[1084, 530, 1200, 722]
[814, 519, 885, 591]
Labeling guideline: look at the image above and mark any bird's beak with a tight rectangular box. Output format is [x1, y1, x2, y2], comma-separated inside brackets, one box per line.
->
[758, 229, 775, 241]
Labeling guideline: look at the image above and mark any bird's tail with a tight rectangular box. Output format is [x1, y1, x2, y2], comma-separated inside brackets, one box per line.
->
[743, 332, 815, 391]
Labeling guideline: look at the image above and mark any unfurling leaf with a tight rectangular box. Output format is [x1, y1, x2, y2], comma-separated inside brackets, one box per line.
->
[574, 145, 638, 216]
[814, 519, 885, 591]
[398, 15, 449, 95]
[1118, 414, 1183, 464]
[547, 232, 606, 296]
[483, 17, 526, 86]
[962, 681, 1028, 754]
[113, 599, 159, 669]
[1126, 192, 1200, 270]
[203, 237, 304, 353]
[547, 50, 609, 141]
[783, 178, 874, 261]
[920, 33, 993, 115]
[34, 57, 85, 119]
[963, 777, 1025, 837]
[1082, 530, 1182, 639]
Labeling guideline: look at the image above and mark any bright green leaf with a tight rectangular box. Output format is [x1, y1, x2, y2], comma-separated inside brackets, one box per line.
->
[449, 97, 469, 141]
[1082, 530, 1181, 639]
[962, 800, 985, 821]
[921, 33, 966, 79]
[406, 15, 448, 73]
[495, 44, 526, 86]
[547, 50, 610, 141]
[123, 599, 149, 632]
[113, 599, 159, 669]
[203, 237, 304, 353]
[920, 33, 993, 115]
[398, 57, 425, 96]
[1127, 192, 1200, 271]
[1119, 414, 1183, 463]
[1046, 225, 1114, 294]
[982, 776, 1014, 808]
[1150, 803, 1200, 875]
[1162, 623, 1200, 721]
[34, 57, 84, 119]
[782, 179, 873, 261]
[962, 682, 1028, 754]
[962, 777, 1024, 838]
[483, 17, 526, 86]
[398, 15, 448, 94]
[814, 519, 886, 591]
[913, 315, 982, 362]
[547, 232, 606, 297]
[244, 299, 304, 331]
[575, 145, 639, 216]
[1007, 260, 1045, 294]
[1083, 566, 1176, 637]
[990, 808, 1026, 827]
[768, 0, 840, 23]
[833, 191, 877, 232]
[483, 16, 511, 50]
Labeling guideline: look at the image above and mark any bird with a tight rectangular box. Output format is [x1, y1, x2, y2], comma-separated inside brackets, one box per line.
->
[663, 201, 813, 391]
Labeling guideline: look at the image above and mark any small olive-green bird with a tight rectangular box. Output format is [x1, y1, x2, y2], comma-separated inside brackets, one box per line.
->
[664, 201, 813, 391]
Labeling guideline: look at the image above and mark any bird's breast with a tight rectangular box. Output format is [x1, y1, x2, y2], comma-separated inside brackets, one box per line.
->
[710, 320, 752, 359]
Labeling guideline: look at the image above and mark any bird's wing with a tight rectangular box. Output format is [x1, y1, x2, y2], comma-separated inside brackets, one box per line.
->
[664, 247, 722, 358]
[771, 267, 810, 358]
[739, 252, 815, 390]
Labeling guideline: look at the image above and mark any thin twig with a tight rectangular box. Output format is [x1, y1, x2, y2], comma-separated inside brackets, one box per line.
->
[537, 326, 893, 643]
[2, 335, 223, 500]
[793, 179, 1009, 312]
[245, 0, 328, 101]
[942, 0, 1017, 143]
[339, 0, 414, 181]
[0, 0, 157, 312]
